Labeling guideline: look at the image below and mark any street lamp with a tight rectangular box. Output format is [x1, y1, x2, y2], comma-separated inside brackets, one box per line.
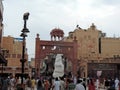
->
[20, 12, 30, 85]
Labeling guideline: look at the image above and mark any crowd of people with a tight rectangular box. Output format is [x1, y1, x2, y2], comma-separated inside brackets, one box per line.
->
[0, 75, 120, 90]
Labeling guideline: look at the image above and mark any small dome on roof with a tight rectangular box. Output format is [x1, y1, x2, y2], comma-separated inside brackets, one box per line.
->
[50, 28, 64, 35]
[50, 28, 64, 41]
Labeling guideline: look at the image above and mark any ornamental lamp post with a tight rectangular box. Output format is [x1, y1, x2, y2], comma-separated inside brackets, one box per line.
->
[20, 12, 30, 85]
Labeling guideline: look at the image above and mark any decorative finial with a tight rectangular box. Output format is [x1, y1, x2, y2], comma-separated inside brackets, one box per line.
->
[91, 23, 96, 30]
[37, 33, 39, 38]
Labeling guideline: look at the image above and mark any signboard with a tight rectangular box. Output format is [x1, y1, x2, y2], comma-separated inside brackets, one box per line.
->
[97, 70, 102, 77]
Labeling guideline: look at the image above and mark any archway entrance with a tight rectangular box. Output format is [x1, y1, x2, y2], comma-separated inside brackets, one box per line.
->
[39, 53, 73, 78]
[35, 33, 78, 78]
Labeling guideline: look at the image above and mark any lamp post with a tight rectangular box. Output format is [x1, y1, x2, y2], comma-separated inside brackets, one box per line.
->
[20, 12, 30, 85]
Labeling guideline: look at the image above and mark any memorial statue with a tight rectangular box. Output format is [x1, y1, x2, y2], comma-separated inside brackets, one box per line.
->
[53, 54, 64, 78]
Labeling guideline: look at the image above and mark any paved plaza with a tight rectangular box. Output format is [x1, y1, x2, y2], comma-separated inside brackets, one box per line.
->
[28, 86, 107, 90]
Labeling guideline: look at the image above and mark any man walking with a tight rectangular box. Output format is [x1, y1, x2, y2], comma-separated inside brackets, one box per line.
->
[75, 79, 85, 90]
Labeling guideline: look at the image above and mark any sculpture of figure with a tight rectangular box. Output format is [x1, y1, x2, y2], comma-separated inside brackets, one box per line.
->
[53, 54, 64, 78]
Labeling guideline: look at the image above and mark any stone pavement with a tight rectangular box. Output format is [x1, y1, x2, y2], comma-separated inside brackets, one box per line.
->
[86, 87, 106, 90]
[33, 86, 106, 90]
[33, 88, 106, 90]
[25, 85, 107, 90]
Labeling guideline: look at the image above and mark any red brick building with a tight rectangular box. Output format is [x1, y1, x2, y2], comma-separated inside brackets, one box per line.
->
[35, 28, 78, 77]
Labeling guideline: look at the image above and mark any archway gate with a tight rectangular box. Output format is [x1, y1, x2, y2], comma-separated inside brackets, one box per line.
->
[35, 34, 78, 77]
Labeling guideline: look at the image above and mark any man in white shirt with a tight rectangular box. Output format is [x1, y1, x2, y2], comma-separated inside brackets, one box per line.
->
[53, 77, 61, 90]
[96, 79, 99, 90]
[75, 79, 85, 90]
[115, 78, 119, 90]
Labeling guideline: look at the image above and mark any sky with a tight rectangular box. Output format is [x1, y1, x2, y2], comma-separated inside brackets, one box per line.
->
[2, 0, 120, 60]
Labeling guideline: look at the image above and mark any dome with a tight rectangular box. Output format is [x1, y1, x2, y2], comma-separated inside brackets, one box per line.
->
[50, 28, 64, 37]
[50, 28, 64, 41]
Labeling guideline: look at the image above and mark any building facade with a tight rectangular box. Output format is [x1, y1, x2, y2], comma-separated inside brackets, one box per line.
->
[0, 0, 7, 73]
[65, 23, 120, 78]
[35, 23, 120, 78]
[29, 58, 35, 77]
[1, 36, 31, 77]
[0, 0, 4, 49]
[35, 29, 77, 77]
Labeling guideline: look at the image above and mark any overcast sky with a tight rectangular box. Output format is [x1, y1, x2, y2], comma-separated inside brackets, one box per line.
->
[2, 0, 120, 60]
